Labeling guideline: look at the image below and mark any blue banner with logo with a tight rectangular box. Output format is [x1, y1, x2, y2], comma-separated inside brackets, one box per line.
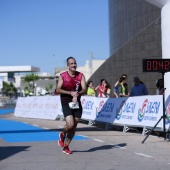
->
[114, 95, 163, 128]
[165, 95, 170, 129]
[81, 95, 164, 128]
[81, 96, 96, 120]
[94, 97, 116, 123]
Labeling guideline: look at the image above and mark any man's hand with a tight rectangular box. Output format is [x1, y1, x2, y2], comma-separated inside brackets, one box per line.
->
[70, 91, 79, 97]
[72, 96, 77, 104]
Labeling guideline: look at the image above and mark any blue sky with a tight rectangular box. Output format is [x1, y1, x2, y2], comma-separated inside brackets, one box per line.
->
[0, 0, 109, 74]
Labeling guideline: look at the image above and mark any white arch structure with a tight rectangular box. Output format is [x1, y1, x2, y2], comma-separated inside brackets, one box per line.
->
[145, 0, 170, 99]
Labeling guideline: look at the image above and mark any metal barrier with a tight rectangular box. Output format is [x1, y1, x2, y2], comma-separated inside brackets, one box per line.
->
[0, 97, 16, 107]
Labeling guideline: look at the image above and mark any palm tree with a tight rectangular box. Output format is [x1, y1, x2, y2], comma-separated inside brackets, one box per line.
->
[45, 83, 54, 95]
[45, 85, 49, 94]
[1, 81, 17, 97]
[24, 73, 39, 95]
[48, 83, 54, 94]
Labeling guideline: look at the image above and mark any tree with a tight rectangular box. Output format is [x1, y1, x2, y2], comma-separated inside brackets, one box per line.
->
[45, 86, 49, 93]
[24, 73, 39, 95]
[1, 81, 17, 97]
[45, 83, 54, 95]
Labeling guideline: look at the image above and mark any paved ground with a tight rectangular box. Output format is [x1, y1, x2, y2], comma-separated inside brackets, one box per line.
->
[0, 108, 170, 170]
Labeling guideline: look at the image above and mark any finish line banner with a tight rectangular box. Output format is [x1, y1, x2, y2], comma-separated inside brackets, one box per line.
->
[14, 96, 62, 120]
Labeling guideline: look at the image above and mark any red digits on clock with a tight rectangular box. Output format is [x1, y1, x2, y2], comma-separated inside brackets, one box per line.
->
[143, 59, 170, 72]
[158, 60, 164, 70]
[164, 60, 170, 70]
[146, 61, 151, 70]
[153, 61, 157, 70]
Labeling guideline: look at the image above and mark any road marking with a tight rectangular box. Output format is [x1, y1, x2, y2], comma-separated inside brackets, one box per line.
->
[135, 152, 152, 158]
[93, 139, 104, 142]
[43, 127, 49, 130]
[58, 126, 63, 129]
[79, 135, 88, 138]
[108, 144, 126, 149]
[23, 122, 28, 124]
[32, 124, 39, 127]
[114, 145, 126, 149]
[168, 163, 170, 164]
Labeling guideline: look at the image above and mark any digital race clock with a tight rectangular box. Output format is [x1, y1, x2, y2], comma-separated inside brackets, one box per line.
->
[143, 59, 170, 73]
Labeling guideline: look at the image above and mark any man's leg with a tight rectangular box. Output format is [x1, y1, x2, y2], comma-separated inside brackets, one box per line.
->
[62, 116, 79, 154]
[58, 115, 74, 147]
[63, 115, 75, 134]
[64, 117, 79, 146]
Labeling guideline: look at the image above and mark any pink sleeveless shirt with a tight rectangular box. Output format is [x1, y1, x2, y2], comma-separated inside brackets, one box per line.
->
[60, 71, 83, 104]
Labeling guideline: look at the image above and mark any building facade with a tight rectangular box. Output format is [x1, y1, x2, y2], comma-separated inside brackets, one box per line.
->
[90, 0, 163, 96]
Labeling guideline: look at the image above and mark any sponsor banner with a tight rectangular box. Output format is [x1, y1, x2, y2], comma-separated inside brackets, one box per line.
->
[55, 97, 63, 116]
[165, 95, 170, 129]
[94, 97, 116, 123]
[113, 97, 135, 124]
[14, 95, 168, 129]
[81, 96, 96, 120]
[14, 96, 61, 120]
[113, 95, 163, 128]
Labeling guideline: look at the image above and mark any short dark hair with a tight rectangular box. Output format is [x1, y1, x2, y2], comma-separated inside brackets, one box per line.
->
[134, 77, 140, 81]
[87, 81, 93, 87]
[121, 74, 127, 79]
[66, 56, 75, 65]
[119, 76, 126, 83]
[156, 78, 163, 88]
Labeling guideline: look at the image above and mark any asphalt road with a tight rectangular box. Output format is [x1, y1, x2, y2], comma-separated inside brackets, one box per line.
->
[0, 109, 170, 170]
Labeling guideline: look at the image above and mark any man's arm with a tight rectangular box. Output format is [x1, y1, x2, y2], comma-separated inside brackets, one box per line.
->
[56, 76, 71, 95]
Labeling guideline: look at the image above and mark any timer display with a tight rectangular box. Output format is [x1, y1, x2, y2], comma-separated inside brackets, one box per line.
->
[143, 59, 170, 72]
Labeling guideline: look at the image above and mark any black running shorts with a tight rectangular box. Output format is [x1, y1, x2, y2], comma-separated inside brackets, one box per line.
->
[61, 102, 82, 118]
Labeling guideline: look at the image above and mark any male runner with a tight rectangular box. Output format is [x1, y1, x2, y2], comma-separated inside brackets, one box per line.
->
[56, 56, 86, 154]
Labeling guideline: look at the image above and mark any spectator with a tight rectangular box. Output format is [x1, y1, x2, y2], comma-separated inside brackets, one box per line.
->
[156, 78, 164, 95]
[95, 79, 110, 97]
[130, 77, 149, 96]
[113, 74, 128, 98]
[118, 76, 130, 97]
[87, 81, 96, 96]
[25, 87, 29, 97]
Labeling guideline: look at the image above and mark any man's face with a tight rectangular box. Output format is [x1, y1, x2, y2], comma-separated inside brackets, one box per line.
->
[68, 58, 77, 72]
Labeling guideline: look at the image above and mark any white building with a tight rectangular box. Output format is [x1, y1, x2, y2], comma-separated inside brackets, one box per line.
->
[0, 66, 40, 92]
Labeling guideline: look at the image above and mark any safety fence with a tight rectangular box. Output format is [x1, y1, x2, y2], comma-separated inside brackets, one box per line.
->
[0, 97, 17, 107]
[14, 95, 170, 136]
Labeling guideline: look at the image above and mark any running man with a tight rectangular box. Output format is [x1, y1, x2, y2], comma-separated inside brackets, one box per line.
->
[56, 56, 86, 154]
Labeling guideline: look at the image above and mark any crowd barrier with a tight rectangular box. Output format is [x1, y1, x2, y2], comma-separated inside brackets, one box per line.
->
[14, 95, 170, 135]
[0, 97, 16, 107]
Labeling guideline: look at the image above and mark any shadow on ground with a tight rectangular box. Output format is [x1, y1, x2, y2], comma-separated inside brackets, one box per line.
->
[72, 143, 127, 152]
[0, 146, 30, 161]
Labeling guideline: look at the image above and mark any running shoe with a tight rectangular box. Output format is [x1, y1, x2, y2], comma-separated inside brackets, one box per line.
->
[63, 145, 72, 154]
[58, 133, 65, 147]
